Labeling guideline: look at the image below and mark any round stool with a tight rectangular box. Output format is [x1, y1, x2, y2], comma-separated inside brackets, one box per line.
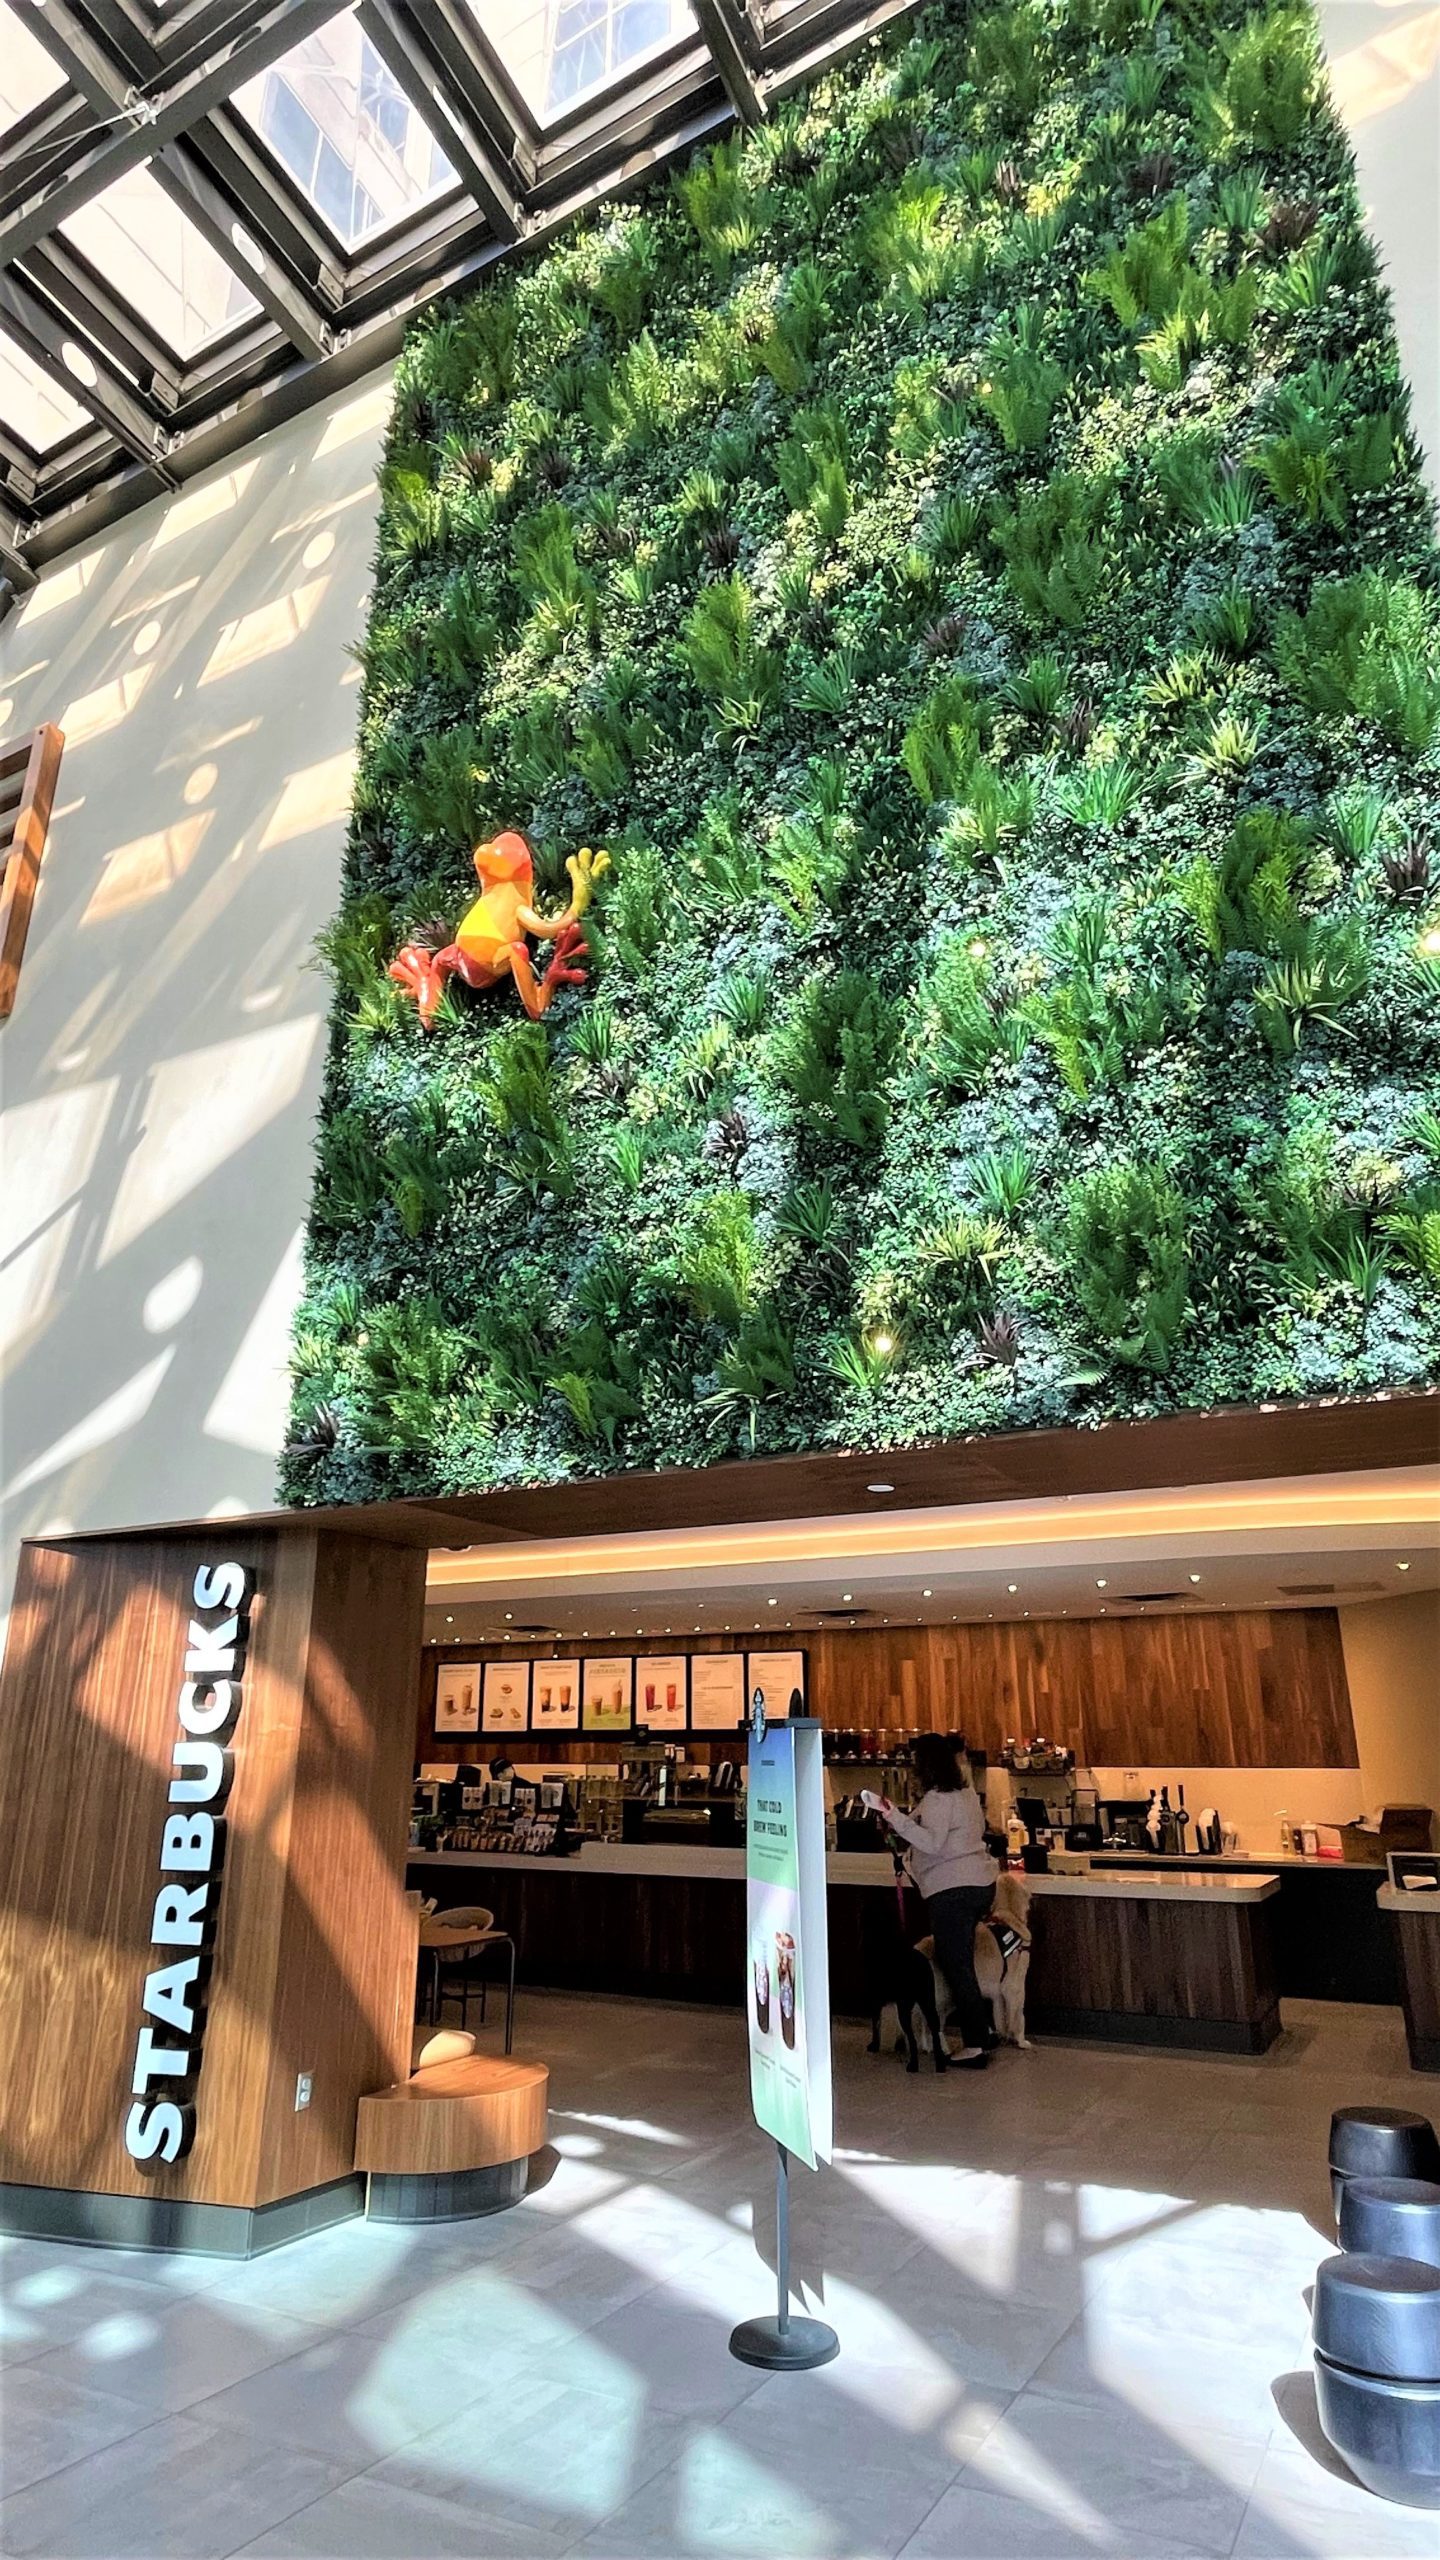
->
[1340, 2180, 1440, 2274]
[1312, 2253, 1440, 2508]
[1330, 2109, 1440, 2226]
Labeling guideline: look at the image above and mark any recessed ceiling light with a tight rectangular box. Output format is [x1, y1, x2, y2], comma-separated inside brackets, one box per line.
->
[1007, 1583, 1018, 1593]
[922, 1588, 933, 1597]
[1397, 1560, 1411, 1571]
[504, 1612, 513, 1621]
[445, 1614, 454, 1623]
[1189, 1574, 1201, 1584]
[1095, 1578, 1107, 1589]
[867, 1481, 895, 1494]
[768, 1597, 778, 1606]
[842, 1591, 853, 1603]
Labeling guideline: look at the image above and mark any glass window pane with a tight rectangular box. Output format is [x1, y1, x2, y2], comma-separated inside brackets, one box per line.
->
[0, 331, 89, 453]
[234, 8, 455, 250]
[0, 3, 64, 129]
[465, 0, 695, 122]
[60, 166, 260, 360]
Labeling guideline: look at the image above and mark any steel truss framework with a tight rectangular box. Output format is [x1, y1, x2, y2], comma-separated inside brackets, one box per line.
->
[0, 0, 921, 595]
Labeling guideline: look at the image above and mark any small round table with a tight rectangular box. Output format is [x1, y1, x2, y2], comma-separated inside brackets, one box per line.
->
[418, 1920, 516, 2054]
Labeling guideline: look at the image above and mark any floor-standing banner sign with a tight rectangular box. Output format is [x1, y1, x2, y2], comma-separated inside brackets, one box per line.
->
[732, 1713, 837, 2368]
[744, 1716, 833, 2175]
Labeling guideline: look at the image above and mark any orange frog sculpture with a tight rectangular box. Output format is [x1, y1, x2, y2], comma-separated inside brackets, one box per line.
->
[389, 833, 610, 1029]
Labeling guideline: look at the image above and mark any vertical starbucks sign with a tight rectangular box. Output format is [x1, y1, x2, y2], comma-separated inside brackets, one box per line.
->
[745, 1715, 832, 2172]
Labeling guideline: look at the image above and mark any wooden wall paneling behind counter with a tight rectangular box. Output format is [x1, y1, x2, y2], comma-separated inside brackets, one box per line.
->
[419, 1608, 1356, 1769]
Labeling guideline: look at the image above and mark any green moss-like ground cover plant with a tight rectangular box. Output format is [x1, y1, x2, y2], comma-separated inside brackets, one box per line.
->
[284, 0, 1440, 1503]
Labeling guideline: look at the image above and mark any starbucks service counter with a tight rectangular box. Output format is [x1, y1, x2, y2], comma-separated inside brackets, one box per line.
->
[409, 1844, 1286, 2055]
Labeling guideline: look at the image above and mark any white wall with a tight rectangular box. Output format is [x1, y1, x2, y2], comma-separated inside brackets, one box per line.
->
[1320, 0, 1440, 483]
[1339, 1590, 1440, 1824]
[0, 373, 390, 1639]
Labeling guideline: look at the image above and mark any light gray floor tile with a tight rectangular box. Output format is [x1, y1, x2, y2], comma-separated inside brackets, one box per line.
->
[898, 2476, 1224, 2558]
[962, 2384, 1265, 2557]
[0, 2412, 354, 2558]
[0, 1990, 1413, 2557]
[0, 2365, 153, 2499]
[1236, 2441, 1440, 2555]
[230, 2471, 572, 2557]
[181, 2326, 490, 2467]
[1029, 2311, 1306, 2449]
[371, 2369, 684, 2534]
[575, 2384, 966, 2557]
[25, 2295, 329, 2416]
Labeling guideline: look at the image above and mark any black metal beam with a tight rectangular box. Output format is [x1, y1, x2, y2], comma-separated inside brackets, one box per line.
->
[151, 151, 335, 361]
[0, 0, 341, 261]
[0, 269, 174, 479]
[414, 0, 542, 173]
[691, 0, 768, 121]
[356, 0, 524, 244]
[20, 237, 181, 407]
[187, 111, 347, 308]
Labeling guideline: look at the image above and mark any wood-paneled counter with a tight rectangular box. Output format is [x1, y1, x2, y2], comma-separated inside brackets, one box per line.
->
[1379, 1885, 1440, 2073]
[408, 1848, 1283, 2055]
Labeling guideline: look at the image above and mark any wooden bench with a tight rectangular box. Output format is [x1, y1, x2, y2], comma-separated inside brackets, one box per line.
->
[355, 2054, 548, 2222]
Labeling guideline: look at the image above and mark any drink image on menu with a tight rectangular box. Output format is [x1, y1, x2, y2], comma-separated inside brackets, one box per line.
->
[753, 1942, 771, 2035]
[776, 1931, 797, 2049]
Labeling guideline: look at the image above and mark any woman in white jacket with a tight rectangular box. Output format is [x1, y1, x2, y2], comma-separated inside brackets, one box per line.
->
[875, 1733, 997, 2070]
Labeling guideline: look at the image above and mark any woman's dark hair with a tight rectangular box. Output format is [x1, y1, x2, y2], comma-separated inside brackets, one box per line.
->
[912, 1732, 968, 1794]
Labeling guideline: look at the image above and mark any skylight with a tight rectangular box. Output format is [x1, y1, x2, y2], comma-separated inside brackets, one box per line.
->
[60, 167, 261, 360]
[0, 332, 89, 454]
[0, 3, 64, 131]
[466, 0, 697, 120]
[233, 10, 456, 251]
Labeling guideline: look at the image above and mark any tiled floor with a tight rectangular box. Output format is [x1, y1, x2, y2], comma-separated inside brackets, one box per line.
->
[1, 1994, 1436, 2557]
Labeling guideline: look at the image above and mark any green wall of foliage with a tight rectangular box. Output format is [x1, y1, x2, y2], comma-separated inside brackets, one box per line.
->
[284, 0, 1440, 1505]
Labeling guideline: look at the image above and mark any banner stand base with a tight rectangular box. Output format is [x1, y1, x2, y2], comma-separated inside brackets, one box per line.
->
[729, 2313, 838, 2371]
[728, 2139, 840, 2370]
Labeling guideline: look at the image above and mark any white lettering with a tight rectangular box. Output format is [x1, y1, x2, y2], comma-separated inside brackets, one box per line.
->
[193, 1562, 248, 1612]
[131, 2025, 191, 2094]
[169, 1741, 228, 1804]
[178, 1679, 235, 1737]
[124, 2099, 189, 2164]
[184, 1615, 239, 1678]
[151, 1882, 212, 1948]
[126, 1562, 252, 2170]
[160, 1812, 217, 1872]
[142, 1956, 202, 2036]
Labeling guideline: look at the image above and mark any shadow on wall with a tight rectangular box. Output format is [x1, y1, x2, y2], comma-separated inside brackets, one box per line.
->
[0, 373, 391, 1620]
[1320, 0, 1440, 483]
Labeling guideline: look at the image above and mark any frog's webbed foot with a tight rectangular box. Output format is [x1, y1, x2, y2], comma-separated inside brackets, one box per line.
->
[543, 921, 589, 988]
[565, 846, 611, 918]
[389, 939, 484, 1028]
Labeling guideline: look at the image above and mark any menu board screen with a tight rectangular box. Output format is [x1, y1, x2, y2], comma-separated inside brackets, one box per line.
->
[435, 1663, 481, 1735]
[746, 1651, 807, 1724]
[690, 1651, 745, 1731]
[582, 1657, 634, 1734]
[481, 1660, 531, 1734]
[531, 1658, 581, 1733]
[636, 1656, 688, 1732]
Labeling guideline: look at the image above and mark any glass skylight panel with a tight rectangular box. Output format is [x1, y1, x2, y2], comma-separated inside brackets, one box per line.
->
[0, 331, 90, 453]
[233, 9, 455, 250]
[60, 166, 261, 359]
[0, 3, 65, 130]
[466, 0, 696, 119]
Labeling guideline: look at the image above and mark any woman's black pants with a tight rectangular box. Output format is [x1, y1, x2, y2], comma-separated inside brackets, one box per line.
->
[926, 1883, 996, 2049]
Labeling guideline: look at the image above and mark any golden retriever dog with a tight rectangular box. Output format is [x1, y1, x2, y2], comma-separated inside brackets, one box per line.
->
[917, 1870, 1033, 2053]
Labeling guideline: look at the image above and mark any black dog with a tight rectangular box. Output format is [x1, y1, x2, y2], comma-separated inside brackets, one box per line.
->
[861, 1888, 947, 2073]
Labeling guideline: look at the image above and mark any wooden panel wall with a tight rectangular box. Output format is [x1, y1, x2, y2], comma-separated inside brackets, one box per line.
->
[418, 1609, 1356, 1770]
[0, 1527, 426, 2212]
